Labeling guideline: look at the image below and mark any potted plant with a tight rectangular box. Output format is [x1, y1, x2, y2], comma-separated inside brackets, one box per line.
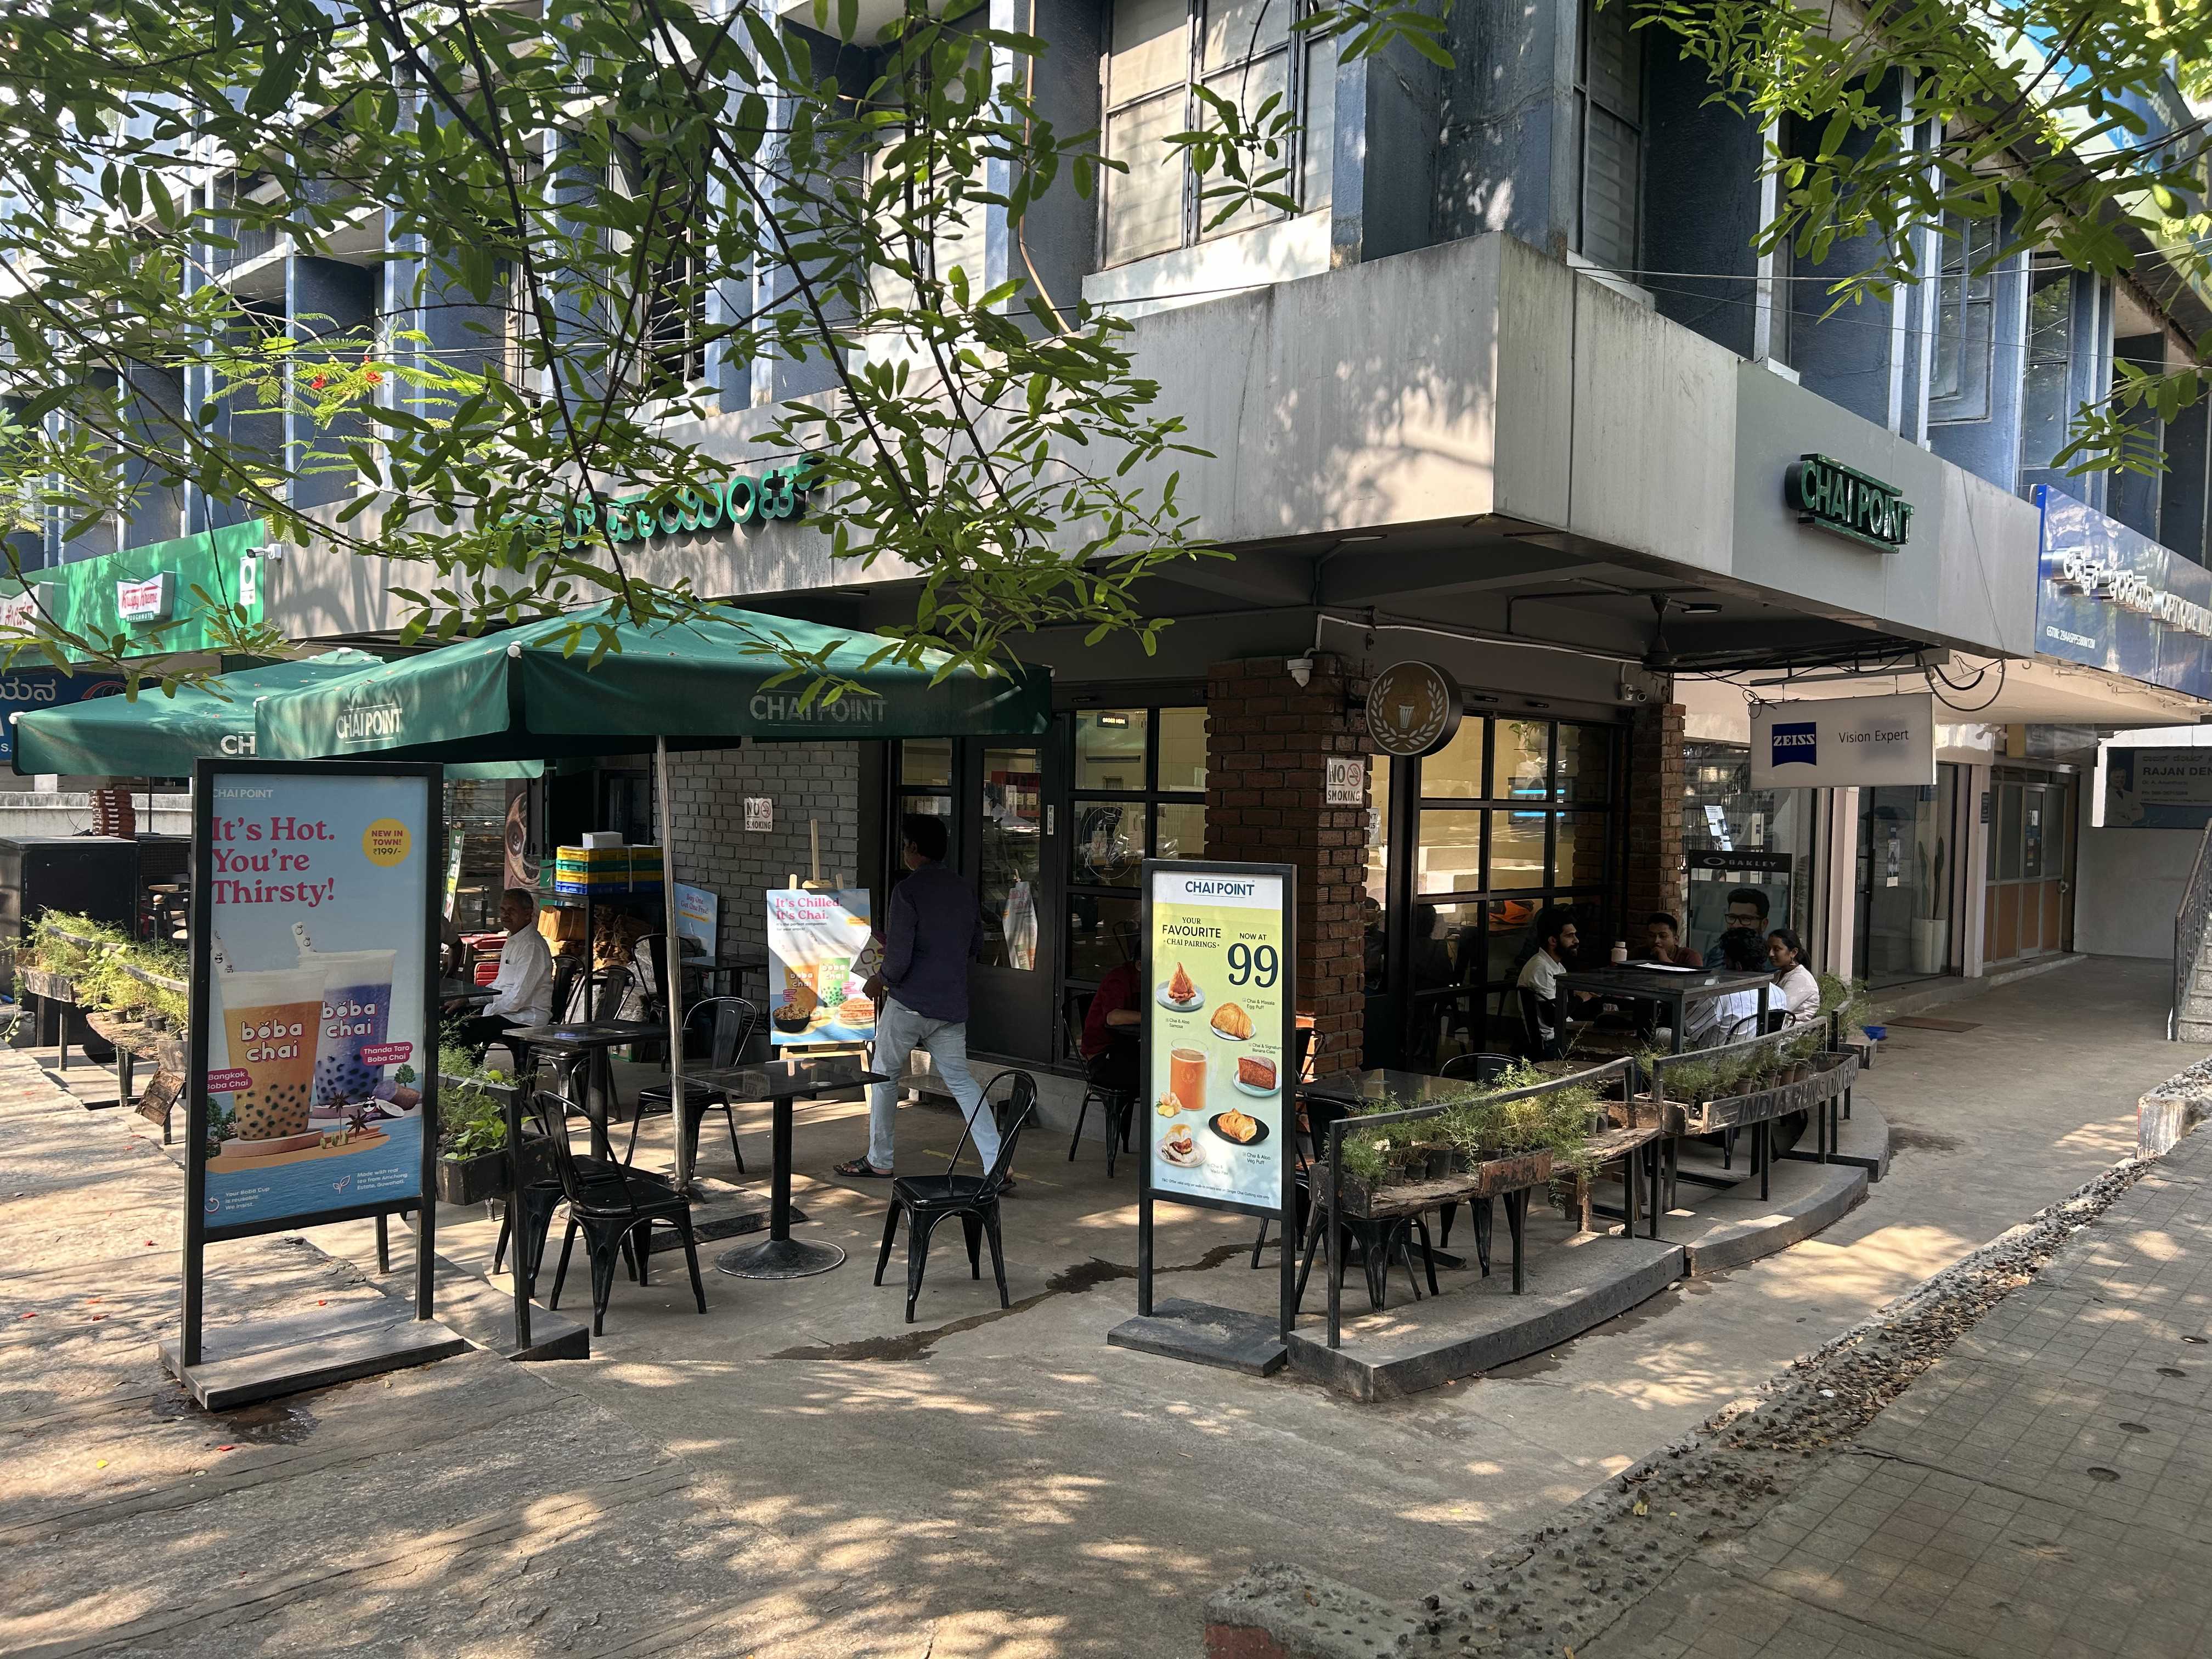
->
[435, 1047, 548, 1204]
[1911, 837, 1949, 975]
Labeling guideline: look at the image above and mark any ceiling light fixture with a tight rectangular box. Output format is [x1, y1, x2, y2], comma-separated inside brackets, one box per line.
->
[1681, 602, 1722, 615]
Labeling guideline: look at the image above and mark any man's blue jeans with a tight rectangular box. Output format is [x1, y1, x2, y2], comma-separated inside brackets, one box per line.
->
[867, 996, 997, 1172]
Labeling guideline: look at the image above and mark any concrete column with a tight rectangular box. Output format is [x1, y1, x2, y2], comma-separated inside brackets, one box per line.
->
[1960, 762, 1991, 977]
[1822, 787, 1860, 978]
[1204, 653, 1368, 1077]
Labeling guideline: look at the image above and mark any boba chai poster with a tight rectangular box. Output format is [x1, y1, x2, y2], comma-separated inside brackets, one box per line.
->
[1145, 864, 1290, 1214]
[196, 769, 433, 1231]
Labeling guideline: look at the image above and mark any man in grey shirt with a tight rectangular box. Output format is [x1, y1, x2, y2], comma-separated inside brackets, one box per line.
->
[836, 813, 1001, 1178]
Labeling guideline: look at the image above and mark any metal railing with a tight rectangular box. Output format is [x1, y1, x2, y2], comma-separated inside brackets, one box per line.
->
[2172, 819, 2212, 1040]
[1317, 1056, 1634, 1350]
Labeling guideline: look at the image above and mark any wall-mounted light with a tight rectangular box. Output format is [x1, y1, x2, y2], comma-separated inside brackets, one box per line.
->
[1287, 655, 1314, 687]
[1338, 533, 1385, 544]
[1097, 712, 1130, 727]
[1681, 602, 1722, 616]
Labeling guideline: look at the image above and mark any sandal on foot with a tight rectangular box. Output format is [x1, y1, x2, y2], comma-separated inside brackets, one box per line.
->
[834, 1158, 894, 1178]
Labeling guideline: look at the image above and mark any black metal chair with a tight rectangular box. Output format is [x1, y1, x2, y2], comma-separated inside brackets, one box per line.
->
[1289, 1094, 1438, 1312]
[1062, 989, 1137, 1175]
[531, 1087, 708, 1335]
[874, 1070, 1039, 1323]
[1517, 987, 1562, 1059]
[625, 996, 756, 1173]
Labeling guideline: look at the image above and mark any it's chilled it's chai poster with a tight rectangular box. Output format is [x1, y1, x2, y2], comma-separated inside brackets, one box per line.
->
[200, 771, 432, 1229]
[765, 888, 878, 1046]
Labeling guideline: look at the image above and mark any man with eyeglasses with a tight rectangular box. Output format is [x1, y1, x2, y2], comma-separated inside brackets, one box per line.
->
[1703, 888, 1770, 967]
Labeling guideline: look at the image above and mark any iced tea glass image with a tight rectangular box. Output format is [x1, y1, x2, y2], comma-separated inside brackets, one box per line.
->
[304, 948, 395, 1105]
[217, 964, 329, 1142]
[1169, 1047, 1207, 1114]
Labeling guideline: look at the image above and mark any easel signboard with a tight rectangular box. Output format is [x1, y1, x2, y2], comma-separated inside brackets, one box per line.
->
[1108, 859, 1297, 1375]
[163, 759, 464, 1409]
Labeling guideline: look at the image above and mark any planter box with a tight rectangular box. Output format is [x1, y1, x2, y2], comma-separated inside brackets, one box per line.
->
[20, 969, 75, 1005]
[1611, 1094, 1686, 1133]
[436, 1136, 556, 1205]
[1680, 1049, 1860, 1133]
[1325, 1148, 1554, 1218]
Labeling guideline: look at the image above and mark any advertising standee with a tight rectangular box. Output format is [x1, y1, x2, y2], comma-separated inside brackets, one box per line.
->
[1134, 859, 1298, 1342]
[765, 888, 878, 1046]
[174, 759, 447, 1391]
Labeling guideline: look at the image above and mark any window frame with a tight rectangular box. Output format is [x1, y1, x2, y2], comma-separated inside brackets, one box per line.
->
[1929, 208, 1999, 425]
[1573, 0, 1644, 277]
[1098, 0, 1324, 268]
[1063, 704, 1209, 989]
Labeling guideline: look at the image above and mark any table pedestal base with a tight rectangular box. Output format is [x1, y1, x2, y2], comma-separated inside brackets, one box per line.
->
[715, 1238, 846, 1279]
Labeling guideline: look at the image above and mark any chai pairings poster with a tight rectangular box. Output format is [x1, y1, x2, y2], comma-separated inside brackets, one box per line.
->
[199, 770, 432, 1229]
[1145, 865, 1288, 1212]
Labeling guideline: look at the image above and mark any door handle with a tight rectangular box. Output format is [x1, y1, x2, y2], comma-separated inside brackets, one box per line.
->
[2059, 880, 2071, 894]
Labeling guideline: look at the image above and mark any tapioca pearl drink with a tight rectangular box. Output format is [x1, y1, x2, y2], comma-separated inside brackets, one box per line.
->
[294, 932, 398, 1107]
[216, 965, 329, 1142]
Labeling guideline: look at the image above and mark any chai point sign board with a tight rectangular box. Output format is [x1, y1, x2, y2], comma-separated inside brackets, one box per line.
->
[2103, 748, 2212, 830]
[1784, 454, 1913, 551]
[1750, 693, 1936, 789]
[1135, 859, 1297, 1340]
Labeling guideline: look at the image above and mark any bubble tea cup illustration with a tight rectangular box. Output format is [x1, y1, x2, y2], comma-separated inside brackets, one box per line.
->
[216, 960, 332, 1143]
[294, 924, 396, 1107]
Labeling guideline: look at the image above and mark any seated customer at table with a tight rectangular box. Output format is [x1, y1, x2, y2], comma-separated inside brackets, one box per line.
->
[1768, 927, 1821, 1022]
[1515, 906, 1580, 1059]
[1686, 927, 1767, 1047]
[1079, 927, 1142, 1095]
[1702, 888, 1770, 966]
[446, 888, 554, 1056]
[1639, 911, 1703, 967]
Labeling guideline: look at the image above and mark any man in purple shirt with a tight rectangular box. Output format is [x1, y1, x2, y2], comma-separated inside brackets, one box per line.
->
[836, 813, 1000, 1179]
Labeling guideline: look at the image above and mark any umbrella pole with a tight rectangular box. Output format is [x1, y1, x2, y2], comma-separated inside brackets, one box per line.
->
[657, 737, 693, 1198]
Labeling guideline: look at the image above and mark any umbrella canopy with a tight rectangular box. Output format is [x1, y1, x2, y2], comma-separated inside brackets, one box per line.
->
[12, 651, 539, 779]
[254, 607, 1051, 763]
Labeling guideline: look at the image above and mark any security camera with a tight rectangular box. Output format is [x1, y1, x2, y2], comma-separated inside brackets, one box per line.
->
[1286, 655, 1314, 687]
[1617, 675, 1650, 705]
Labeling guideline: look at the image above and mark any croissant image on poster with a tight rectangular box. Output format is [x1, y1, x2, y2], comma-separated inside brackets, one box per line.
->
[200, 772, 431, 1228]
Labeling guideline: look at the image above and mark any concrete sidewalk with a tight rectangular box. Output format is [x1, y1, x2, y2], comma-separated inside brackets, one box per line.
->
[1578, 1111, 2212, 1659]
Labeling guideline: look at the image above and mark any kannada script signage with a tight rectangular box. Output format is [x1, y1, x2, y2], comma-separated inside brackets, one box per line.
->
[2036, 486, 2212, 699]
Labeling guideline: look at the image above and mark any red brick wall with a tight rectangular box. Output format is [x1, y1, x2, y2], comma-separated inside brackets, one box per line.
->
[1205, 653, 1367, 1077]
[1627, 700, 1685, 927]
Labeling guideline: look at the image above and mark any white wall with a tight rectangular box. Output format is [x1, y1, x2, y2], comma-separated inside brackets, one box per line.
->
[2074, 786, 2198, 959]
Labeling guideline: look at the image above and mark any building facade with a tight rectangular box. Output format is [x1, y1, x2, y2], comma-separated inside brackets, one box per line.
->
[14, 0, 2212, 1076]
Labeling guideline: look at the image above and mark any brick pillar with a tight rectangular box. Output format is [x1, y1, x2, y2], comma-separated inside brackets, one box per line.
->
[1205, 653, 1367, 1077]
[1627, 699, 1686, 926]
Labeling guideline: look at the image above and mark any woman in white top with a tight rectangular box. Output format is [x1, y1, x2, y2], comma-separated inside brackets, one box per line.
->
[1767, 927, 1821, 1022]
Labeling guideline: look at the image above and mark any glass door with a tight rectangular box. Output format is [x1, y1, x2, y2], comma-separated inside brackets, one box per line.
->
[1983, 769, 2073, 964]
[967, 743, 1050, 1056]
[1854, 766, 1960, 988]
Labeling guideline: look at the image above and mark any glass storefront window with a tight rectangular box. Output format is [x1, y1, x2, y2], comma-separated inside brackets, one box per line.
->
[1556, 724, 1605, 806]
[1416, 810, 1483, 893]
[902, 738, 954, 788]
[1071, 799, 1148, 885]
[1857, 768, 1960, 988]
[1066, 893, 1140, 980]
[979, 747, 1041, 970]
[1487, 809, 1547, 889]
[1156, 799, 1206, 861]
[1490, 720, 1549, 800]
[1074, 710, 1148, 791]
[1158, 707, 1208, 792]
[1364, 755, 1392, 994]
[1680, 740, 1808, 960]
[1421, 722, 1485, 799]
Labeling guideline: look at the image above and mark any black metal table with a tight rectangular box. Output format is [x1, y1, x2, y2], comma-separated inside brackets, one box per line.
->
[438, 980, 496, 1011]
[505, 1018, 664, 1162]
[681, 948, 769, 1006]
[1554, 966, 1773, 1052]
[667, 1056, 885, 1280]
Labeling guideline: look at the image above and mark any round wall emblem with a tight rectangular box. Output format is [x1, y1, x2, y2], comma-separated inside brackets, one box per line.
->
[1365, 661, 1463, 758]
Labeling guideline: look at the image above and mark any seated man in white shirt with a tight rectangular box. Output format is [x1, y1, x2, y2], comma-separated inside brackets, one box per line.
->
[1688, 927, 1769, 1046]
[447, 888, 555, 1057]
[1514, 907, 1581, 1059]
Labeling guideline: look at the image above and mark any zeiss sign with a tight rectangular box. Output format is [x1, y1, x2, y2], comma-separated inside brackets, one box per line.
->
[1751, 695, 1935, 789]
[1769, 723, 1818, 770]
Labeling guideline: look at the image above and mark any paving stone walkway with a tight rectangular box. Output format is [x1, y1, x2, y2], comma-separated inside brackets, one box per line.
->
[1586, 1128, 2212, 1659]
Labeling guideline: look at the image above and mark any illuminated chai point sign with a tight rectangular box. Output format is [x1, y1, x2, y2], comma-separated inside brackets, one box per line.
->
[539, 462, 813, 550]
[1784, 454, 1914, 551]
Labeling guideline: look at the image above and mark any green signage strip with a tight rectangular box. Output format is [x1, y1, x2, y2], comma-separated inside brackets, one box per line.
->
[0, 521, 267, 658]
[1784, 454, 1912, 551]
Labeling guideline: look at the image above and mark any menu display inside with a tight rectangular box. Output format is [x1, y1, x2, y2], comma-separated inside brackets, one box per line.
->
[1145, 863, 1291, 1215]
[195, 768, 434, 1234]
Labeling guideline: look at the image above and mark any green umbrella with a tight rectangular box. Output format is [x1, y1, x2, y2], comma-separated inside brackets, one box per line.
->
[253, 606, 1049, 763]
[12, 651, 540, 779]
